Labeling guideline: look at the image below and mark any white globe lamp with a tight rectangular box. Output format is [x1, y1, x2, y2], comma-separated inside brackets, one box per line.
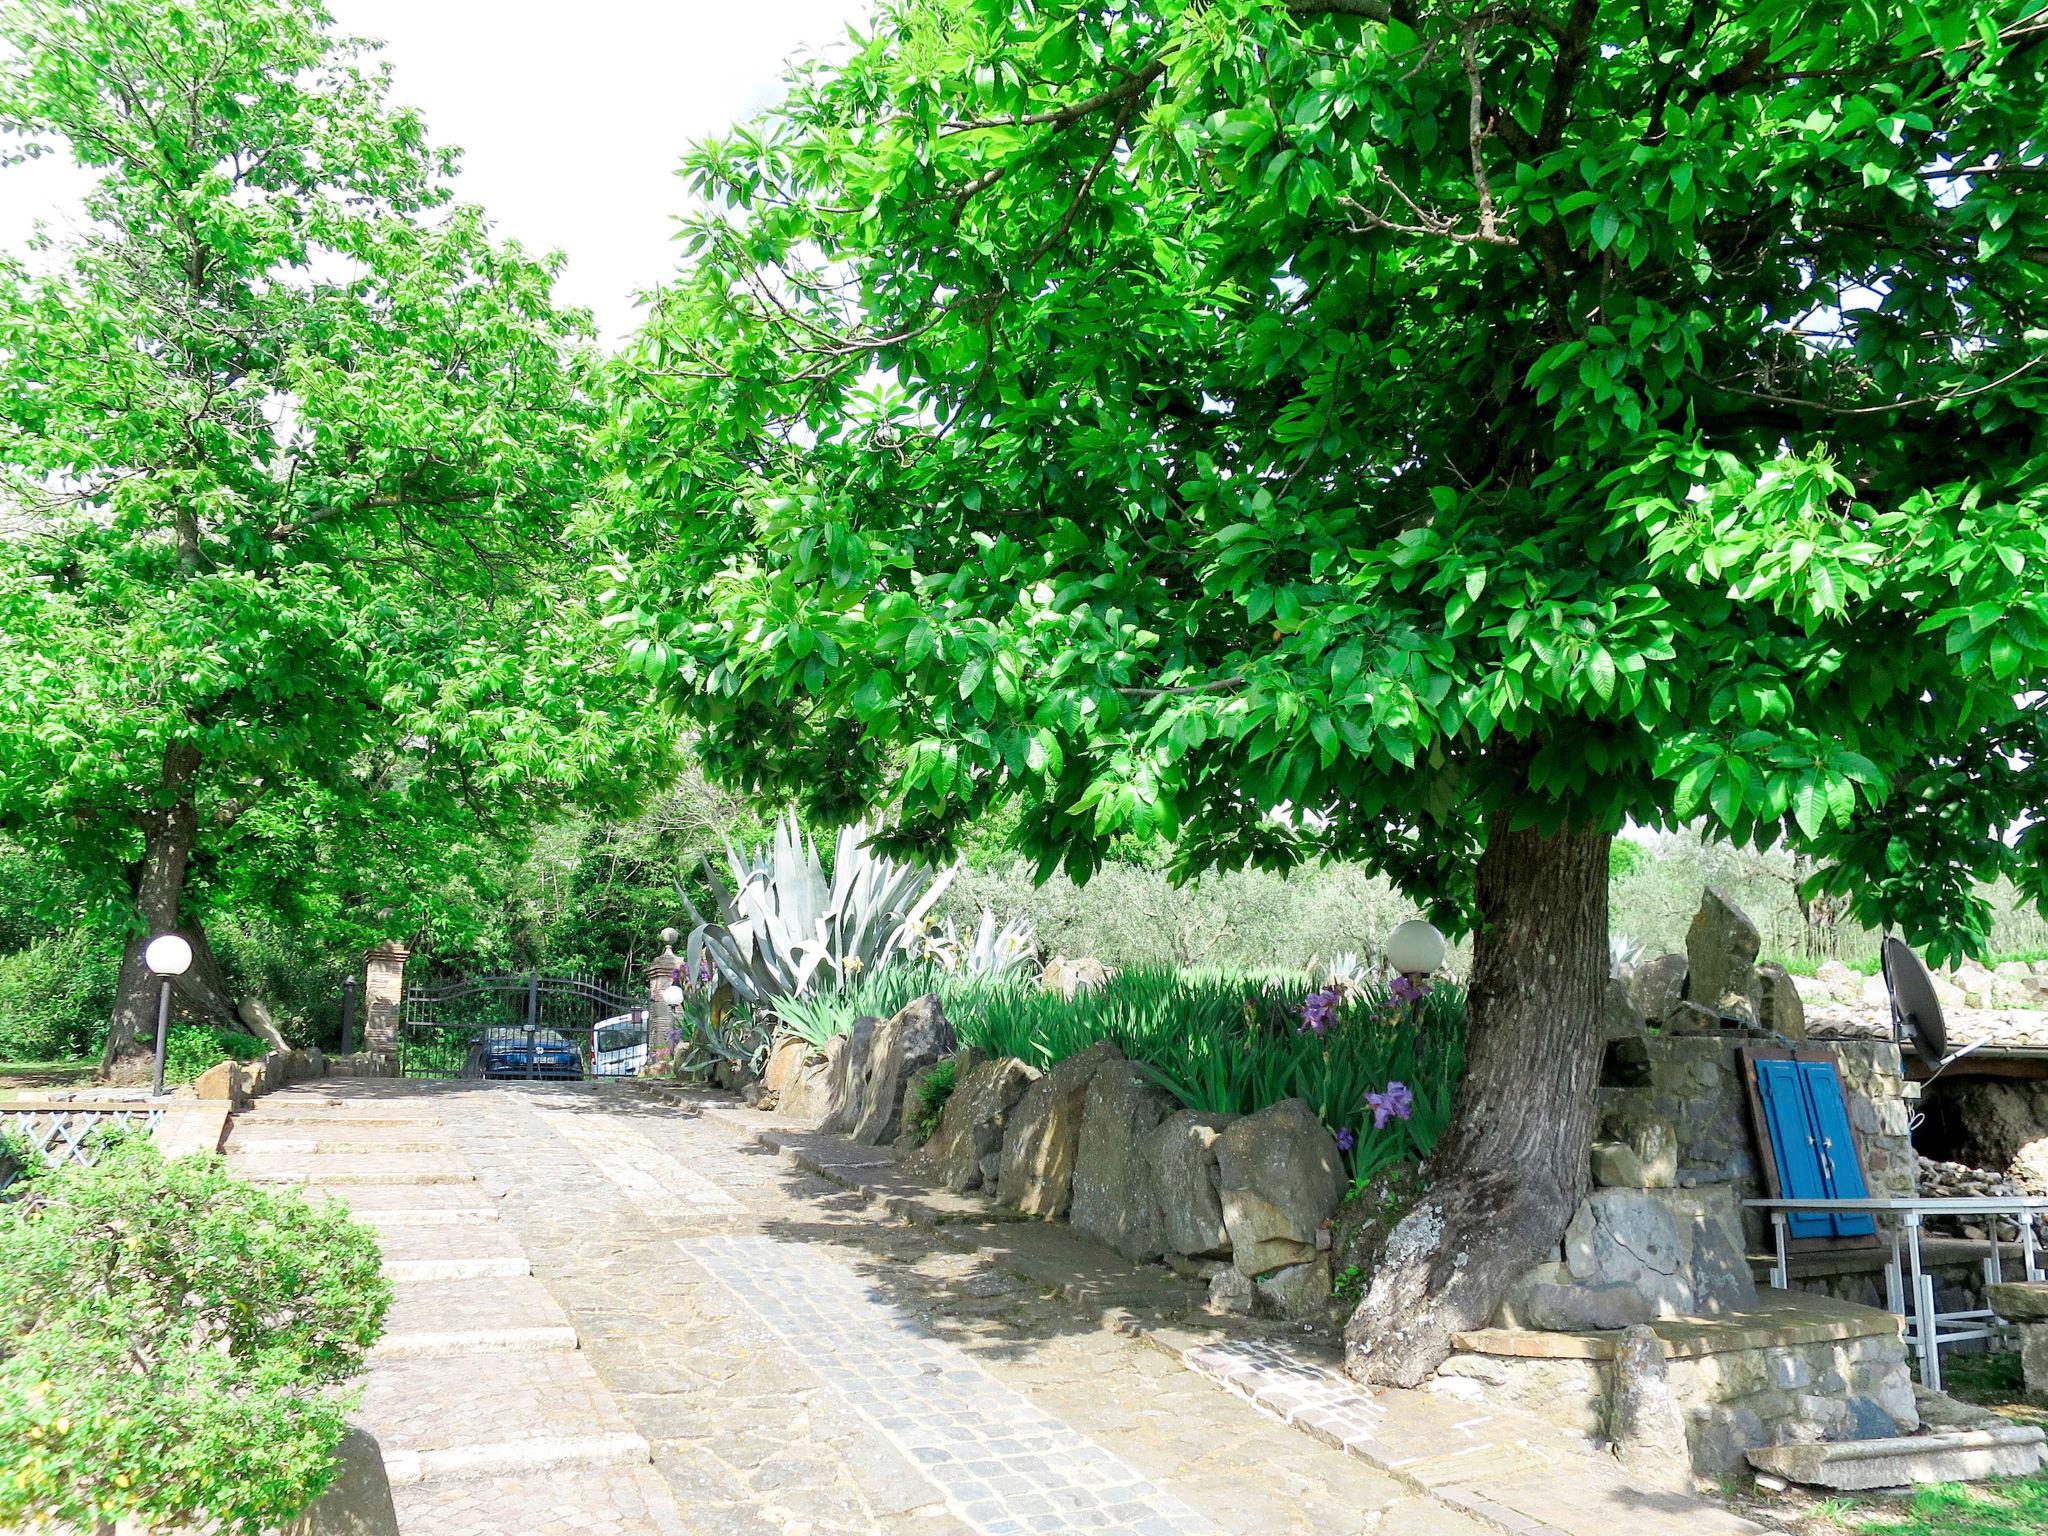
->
[1385, 920, 1446, 980]
[144, 932, 193, 976]
[661, 984, 685, 1007]
[143, 932, 193, 1098]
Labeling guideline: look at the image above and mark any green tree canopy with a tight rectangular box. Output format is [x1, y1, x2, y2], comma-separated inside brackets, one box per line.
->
[0, 0, 673, 1061]
[608, 0, 2048, 1379]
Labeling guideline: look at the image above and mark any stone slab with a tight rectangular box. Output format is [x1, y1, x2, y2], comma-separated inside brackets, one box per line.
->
[1455, 1290, 1901, 1361]
[1988, 1280, 2048, 1323]
[1747, 1425, 2045, 1489]
[359, 1350, 634, 1460]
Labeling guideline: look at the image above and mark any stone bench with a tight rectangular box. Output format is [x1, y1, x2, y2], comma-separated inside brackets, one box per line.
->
[1987, 1281, 2048, 1405]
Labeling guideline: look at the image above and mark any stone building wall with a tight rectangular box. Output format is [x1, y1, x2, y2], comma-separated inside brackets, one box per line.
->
[1600, 1035, 1914, 1249]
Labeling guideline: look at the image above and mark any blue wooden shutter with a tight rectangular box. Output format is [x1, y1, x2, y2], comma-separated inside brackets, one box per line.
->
[1797, 1060, 1877, 1237]
[1754, 1058, 1835, 1239]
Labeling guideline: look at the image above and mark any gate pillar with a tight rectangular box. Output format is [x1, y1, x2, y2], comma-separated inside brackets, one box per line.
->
[645, 928, 682, 1062]
[363, 942, 410, 1064]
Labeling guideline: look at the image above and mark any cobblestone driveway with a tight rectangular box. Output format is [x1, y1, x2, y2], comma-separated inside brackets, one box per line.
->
[236, 1080, 1477, 1536]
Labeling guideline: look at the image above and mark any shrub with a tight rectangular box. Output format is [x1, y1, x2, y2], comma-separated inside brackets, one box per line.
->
[905, 1057, 958, 1143]
[0, 1135, 389, 1534]
[160, 1023, 271, 1087]
[0, 933, 119, 1061]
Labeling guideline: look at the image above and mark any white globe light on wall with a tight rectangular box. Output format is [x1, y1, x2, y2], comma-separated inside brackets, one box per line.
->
[144, 932, 193, 976]
[1385, 920, 1447, 979]
[661, 984, 685, 1007]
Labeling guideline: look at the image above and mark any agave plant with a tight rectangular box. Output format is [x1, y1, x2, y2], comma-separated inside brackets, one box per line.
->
[679, 811, 954, 1005]
[912, 909, 1038, 977]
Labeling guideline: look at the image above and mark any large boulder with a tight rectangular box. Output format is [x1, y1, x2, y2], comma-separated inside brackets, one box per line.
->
[1039, 956, 1112, 1000]
[1629, 953, 1689, 1025]
[1757, 962, 1807, 1041]
[1143, 1111, 1235, 1258]
[759, 1038, 807, 1105]
[281, 1425, 400, 1535]
[816, 1016, 880, 1135]
[905, 1056, 1037, 1192]
[1069, 1060, 1177, 1262]
[997, 1039, 1124, 1217]
[1685, 887, 1762, 1026]
[849, 994, 957, 1144]
[1561, 1186, 1757, 1315]
[776, 1036, 846, 1125]
[1215, 1098, 1345, 1275]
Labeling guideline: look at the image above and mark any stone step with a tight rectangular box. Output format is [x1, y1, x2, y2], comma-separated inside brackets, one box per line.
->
[236, 1112, 437, 1129]
[230, 1135, 456, 1157]
[384, 1431, 651, 1485]
[354, 1203, 502, 1227]
[372, 1325, 580, 1361]
[372, 1219, 524, 1265]
[358, 1350, 640, 1468]
[383, 1274, 574, 1342]
[386, 1256, 531, 1282]
[308, 1184, 500, 1215]
[391, 1460, 689, 1535]
[230, 1153, 477, 1185]
[1748, 1424, 2046, 1490]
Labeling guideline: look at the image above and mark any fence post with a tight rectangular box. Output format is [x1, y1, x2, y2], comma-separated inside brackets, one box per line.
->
[645, 928, 682, 1064]
[362, 943, 410, 1068]
[339, 974, 358, 1056]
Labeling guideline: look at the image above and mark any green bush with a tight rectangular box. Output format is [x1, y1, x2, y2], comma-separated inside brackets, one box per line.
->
[905, 1057, 958, 1143]
[0, 1135, 389, 1534]
[0, 933, 119, 1061]
[161, 1024, 272, 1087]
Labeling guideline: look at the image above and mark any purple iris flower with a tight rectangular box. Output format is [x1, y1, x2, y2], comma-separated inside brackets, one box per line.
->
[1363, 1080, 1415, 1130]
[1335, 1126, 1357, 1153]
[1300, 987, 1341, 1035]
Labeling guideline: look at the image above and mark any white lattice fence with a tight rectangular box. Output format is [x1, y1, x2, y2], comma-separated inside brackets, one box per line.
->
[0, 1104, 164, 1191]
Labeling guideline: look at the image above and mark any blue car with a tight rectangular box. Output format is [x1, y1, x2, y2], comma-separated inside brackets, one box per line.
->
[476, 1028, 583, 1081]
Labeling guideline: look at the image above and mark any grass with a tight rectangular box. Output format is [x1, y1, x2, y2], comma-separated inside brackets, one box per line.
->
[0, 1058, 96, 1099]
[1797, 1477, 2048, 1536]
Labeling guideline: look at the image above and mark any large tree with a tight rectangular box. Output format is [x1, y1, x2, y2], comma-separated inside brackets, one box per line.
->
[607, 0, 2048, 1380]
[0, 0, 669, 1069]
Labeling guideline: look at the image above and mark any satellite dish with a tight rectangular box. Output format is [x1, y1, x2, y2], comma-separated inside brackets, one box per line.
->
[1881, 935, 1948, 1071]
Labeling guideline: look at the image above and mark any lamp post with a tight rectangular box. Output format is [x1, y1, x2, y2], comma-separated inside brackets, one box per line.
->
[144, 933, 193, 1097]
[1385, 920, 1446, 986]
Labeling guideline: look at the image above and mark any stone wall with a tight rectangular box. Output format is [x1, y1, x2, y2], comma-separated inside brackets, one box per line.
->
[1440, 1326, 1916, 1477]
[766, 1017, 1349, 1326]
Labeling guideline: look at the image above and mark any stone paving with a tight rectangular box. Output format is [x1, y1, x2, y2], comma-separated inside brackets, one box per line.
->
[226, 1079, 1769, 1536]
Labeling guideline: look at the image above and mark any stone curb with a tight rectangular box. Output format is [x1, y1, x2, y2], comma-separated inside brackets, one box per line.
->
[701, 1099, 1779, 1536]
[381, 1431, 652, 1486]
[371, 1326, 580, 1361]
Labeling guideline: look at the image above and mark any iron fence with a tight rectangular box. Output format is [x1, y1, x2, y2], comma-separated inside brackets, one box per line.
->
[400, 970, 648, 1082]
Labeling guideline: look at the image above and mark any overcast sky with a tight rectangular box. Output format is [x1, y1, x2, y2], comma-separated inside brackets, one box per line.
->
[0, 0, 869, 341]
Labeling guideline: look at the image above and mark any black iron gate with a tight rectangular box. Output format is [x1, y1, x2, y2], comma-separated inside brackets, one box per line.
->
[399, 971, 649, 1082]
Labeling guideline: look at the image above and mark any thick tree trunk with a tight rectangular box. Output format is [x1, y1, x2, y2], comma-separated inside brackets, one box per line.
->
[1344, 815, 1612, 1387]
[102, 742, 203, 1071]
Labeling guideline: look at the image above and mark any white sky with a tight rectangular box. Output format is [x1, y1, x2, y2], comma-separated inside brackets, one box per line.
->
[0, 0, 869, 341]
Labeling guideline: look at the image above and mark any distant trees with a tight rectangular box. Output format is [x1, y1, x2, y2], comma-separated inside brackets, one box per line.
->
[0, 0, 670, 1068]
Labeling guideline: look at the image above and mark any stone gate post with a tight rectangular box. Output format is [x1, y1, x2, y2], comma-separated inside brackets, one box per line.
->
[363, 942, 410, 1064]
[645, 928, 682, 1062]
